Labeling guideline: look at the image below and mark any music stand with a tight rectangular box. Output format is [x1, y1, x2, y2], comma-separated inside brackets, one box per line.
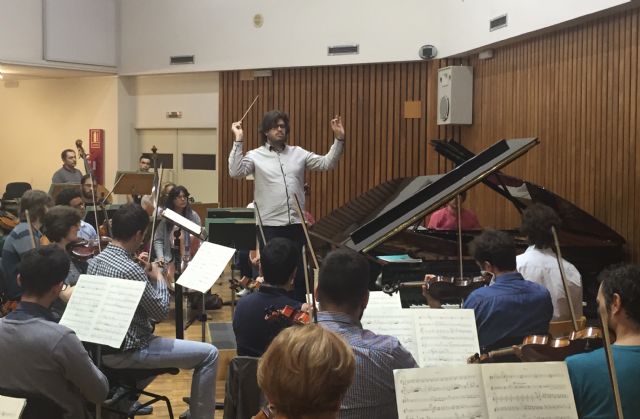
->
[48, 183, 81, 202]
[207, 217, 257, 319]
[112, 171, 153, 196]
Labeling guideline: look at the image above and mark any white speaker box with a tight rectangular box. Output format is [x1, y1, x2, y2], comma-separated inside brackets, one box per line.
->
[437, 66, 473, 125]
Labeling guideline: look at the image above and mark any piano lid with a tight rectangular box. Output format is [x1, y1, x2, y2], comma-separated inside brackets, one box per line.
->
[431, 139, 625, 244]
[336, 138, 539, 252]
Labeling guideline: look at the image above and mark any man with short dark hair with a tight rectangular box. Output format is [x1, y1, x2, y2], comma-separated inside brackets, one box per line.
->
[229, 110, 345, 302]
[517, 203, 583, 321]
[316, 248, 417, 419]
[55, 187, 98, 241]
[88, 204, 219, 419]
[424, 229, 553, 350]
[0, 245, 109, 418]
[139, 155, 151, 172]
[566, 264, 640, 418]
[52, 149, 83, 184]
[232, 237, 307, 357]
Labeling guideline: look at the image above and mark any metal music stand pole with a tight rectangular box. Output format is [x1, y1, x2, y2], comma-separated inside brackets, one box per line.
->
[173, 229, 184, 340]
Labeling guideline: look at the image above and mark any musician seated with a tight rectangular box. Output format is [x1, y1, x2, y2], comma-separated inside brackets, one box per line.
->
[0, 245, 109, 418]
[55, 188, 98, 241]
[233, 237, 307, 357]
[517, 203, 583, 321]
[88, 203, 219, 418]
[1, 190, 53, 302]
[317, 249, 418, 419]
[255, 324, 355, 419]
[43, 206, 86, 316]
[423, 229, 553, 351]
[425, 191, 480, 230]
[566, 264, 640, 418]
[51, 149, 83, 184]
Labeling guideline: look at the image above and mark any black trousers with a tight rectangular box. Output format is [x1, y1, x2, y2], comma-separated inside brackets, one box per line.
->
[259, 224, 308, 303]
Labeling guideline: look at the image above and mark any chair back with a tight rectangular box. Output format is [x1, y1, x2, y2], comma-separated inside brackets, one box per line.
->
[548, 316, 587, 338]
[3, 183, 32, 200]
[223, 356, 266, 419]
[0, 387, 64, 419]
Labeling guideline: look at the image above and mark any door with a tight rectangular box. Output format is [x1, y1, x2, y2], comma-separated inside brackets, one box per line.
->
[136, 128, 218, 203]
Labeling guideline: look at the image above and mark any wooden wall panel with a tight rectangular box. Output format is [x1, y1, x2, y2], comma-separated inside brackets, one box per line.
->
[220, 7, 640, 261]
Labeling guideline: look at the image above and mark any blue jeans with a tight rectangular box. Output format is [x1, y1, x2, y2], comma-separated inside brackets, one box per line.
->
[103, 336, 219, 419]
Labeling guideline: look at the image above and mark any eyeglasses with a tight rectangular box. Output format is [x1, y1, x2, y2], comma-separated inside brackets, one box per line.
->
[272, 123, 287, 130]
[176, 195, 188, 200]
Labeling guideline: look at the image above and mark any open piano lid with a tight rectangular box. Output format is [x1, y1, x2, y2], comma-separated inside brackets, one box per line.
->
[431, 139, 625, 245]
[329, 138, 540, 253]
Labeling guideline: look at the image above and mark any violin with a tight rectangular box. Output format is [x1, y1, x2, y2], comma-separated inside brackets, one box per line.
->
[67, 237, 112, 262]
[0, 209, 19, 232]
[265, 305, 311, 326]
[382, 273, 490, 302]
[468, 327, 604, 363]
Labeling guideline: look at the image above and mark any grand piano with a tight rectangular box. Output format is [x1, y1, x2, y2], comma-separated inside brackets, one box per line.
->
[310, 138, 626, 314]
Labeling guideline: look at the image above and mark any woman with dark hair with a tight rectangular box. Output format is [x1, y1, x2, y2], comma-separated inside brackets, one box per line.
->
[153, 185, 201, 283]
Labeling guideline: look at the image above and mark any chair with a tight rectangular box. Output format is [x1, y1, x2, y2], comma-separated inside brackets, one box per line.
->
[548, 316, 587, 338]
[2, 182, 31, 200]
[223, 356, 266, 419]
[0, 387, 64, 419]
[101, 366, 179, 419]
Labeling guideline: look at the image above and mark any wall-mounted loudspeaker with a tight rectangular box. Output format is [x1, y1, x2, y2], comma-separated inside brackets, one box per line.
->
[419, 45, 437, 60]
[437, 66, 473, 125]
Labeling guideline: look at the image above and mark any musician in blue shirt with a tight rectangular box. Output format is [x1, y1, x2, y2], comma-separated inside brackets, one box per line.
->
[424, 229, 553, 351]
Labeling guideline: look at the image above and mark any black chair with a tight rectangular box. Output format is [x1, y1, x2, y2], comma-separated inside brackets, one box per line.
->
[2, 182, 31, 200]
[0, 387, 65, 419]
[102, 366, 179, 419]
[223, 356, 265, 419]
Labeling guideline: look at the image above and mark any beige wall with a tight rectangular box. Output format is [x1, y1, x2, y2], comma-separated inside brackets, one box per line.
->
[0, 76, 119, 193]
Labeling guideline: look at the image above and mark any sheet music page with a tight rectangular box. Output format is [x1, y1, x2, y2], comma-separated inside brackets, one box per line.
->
[361, 292, 418, 359]
[414, 309, 480, 367]
[394, 365, 488, 419]
[482, 362, 578, 419]
[60, 275, 145, 348]
[162, 208, 202, 237]
[177, 242, 236, 293]
[0, 396, 25, 419]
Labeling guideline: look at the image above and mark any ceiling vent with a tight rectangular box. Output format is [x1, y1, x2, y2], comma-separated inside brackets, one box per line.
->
[490, 14, 507, 31]
[170, 55, 195, 65]
[328, 45, 359, 55]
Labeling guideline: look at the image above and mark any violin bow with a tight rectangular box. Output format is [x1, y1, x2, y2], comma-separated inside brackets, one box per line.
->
[550, 226, 579, 332]
[293, 193, 318, 323]
[148, 164, 164, 265]
[24, 209, 37, 249]
[76, 139, 102, 250]
[598, 300, 624, 418]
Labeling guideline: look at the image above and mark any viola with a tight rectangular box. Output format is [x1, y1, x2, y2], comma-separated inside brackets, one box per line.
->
[265, 305, 311, 326]
[468, 327, 604, 363]
[382, 273, 490, 301]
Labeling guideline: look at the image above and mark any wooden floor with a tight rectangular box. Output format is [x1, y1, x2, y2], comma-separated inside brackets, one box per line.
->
[138, 277, 236, 418]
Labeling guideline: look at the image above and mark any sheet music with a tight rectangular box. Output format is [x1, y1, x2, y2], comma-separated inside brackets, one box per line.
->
[394, 365, 488, 419]
[0, 396, 25, 419]
[60, 275, 145, 348]
[415, 309, 480, 367]
[362, 310, 419, 358]
[482, 362, 578, 419]
[177, 241, 236, 293]
[162, 208, 203, 237]
[367, 291, 402, 309]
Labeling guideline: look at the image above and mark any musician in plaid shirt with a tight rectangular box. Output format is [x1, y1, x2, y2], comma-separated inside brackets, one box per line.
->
[88, 204, 219, 419]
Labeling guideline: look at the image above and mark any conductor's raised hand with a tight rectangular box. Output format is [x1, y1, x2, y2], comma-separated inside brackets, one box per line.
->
[231, 121, 244, 142]
[330, 115, 345, 140]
